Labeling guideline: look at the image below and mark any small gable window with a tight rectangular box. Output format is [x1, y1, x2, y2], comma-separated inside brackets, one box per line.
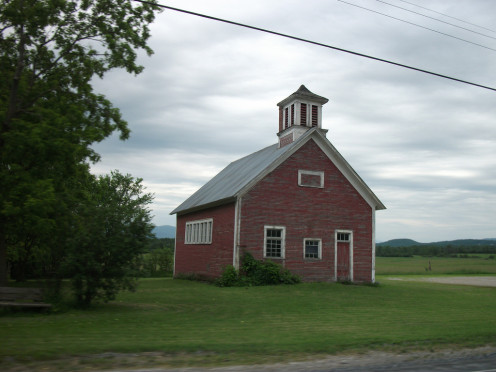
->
[185, 218, 213, 244]
[298, 170, 324, 188]
[264, 226, 285, 258]
[304, 239, 322, 259]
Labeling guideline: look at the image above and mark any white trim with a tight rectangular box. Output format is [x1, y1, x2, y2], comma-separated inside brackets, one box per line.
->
[334, 230, 353, 281]
[298, 170, 324, 188]
[371, 206, 376, 283]
[303, 238, 322, 260]
[173, 220, 178, 277]
[264, 225, 286, 259]
[233, 198, 242, 269]
[185, 218, 213, 244]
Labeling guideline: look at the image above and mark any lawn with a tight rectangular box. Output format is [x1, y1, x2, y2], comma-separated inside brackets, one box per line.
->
[1, 274, 496, 370]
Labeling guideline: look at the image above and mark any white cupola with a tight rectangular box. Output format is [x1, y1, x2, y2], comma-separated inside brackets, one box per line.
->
[277, 85, 329, 148]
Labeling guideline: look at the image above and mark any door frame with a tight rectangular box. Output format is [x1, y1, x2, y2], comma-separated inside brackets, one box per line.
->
[334, 230, 353, 282]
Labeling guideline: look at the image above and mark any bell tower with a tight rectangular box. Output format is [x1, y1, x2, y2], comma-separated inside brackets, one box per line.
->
[277, 85, 329, 148]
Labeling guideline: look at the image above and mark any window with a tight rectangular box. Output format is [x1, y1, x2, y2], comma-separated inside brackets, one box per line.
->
[264, 226, 285, 258]
[185, 218, 213, 244]
[284, 107, 289, 129]
[337, 232, 350, 242]
[304, 239, 322, 259]
[298, 170, 324, 188]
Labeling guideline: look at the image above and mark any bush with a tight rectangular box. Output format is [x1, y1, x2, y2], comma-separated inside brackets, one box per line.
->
[216, 252, 300, 287]
[216, 265, 240, 287]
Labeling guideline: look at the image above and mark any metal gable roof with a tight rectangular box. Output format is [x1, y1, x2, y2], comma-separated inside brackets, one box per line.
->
[170, 128, 386, 215]
[170, 136, 301, 215]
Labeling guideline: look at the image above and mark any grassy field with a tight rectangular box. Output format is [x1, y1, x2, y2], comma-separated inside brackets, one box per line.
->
[1, 268, 496, 369]
[376, 256, 496, 275]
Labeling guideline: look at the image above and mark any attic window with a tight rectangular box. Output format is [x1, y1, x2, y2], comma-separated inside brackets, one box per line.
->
[298, 170, 324, 188]
[185, 218, 213, 244]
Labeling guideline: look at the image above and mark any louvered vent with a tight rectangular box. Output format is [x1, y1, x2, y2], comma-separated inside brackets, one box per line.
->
[301, 103, 307, 126]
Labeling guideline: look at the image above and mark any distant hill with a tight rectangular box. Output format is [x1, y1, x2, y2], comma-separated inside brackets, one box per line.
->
[152, 225, 176, 239]
[377, 239, 420, 247]
[377, 238, 496, 247]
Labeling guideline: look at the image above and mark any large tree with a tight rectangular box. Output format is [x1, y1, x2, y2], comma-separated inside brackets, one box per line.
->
[0, 0, 159, 285]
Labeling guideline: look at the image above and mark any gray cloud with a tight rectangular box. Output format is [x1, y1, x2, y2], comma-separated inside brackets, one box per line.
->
[91, 0, 496, 241]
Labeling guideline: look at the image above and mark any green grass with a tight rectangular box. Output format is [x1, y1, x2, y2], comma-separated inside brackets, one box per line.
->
[1, 276, 496, 369]
[376, 256, 496, 275]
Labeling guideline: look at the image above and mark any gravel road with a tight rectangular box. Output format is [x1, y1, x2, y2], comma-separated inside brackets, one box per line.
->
[386, 276, 496, 287]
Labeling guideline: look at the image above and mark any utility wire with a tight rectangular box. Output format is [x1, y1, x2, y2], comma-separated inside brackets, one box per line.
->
[375, 0, 496, 41]
[338, 0, 496, 53]
[396, 0, 496, 34]
[132, 0, 496, 93]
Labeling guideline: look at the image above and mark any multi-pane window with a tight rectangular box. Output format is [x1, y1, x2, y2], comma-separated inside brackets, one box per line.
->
[185, 219, 213, 244]
[284, 107, 289, 129]
[264, 226, 285, 258]
[337, 232, 350, 242]
[304, 239, 321, 259]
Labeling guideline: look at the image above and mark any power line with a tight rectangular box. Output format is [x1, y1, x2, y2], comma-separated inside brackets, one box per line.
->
[396, 0, 496, 34]
[132, 0, 496, 93]
[375, 0, 496, 41]
[338, 0, 496, 53]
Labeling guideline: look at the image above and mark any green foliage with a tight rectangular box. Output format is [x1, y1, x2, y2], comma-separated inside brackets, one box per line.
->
[139, 238, 175, 278]
[0, 0, 159, 287]
[216, 252, 301, 287]
[140, 248, 174, 278]
[145, 238, 175, 252]
[216, 265, 241, 287]
[62, 171, 154, 307]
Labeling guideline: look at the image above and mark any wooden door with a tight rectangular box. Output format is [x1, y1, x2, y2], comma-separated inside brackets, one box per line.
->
[336, 241, 350, 281]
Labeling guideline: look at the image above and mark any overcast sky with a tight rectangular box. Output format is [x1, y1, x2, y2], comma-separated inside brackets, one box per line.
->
[91, 0, 496, 243]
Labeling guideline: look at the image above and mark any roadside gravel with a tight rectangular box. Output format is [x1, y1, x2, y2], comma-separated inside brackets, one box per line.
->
[386, 276, 496, 287]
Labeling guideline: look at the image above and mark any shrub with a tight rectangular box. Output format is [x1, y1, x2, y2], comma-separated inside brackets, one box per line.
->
[216, 252, 300, 287]
[216, 265, 240, 287]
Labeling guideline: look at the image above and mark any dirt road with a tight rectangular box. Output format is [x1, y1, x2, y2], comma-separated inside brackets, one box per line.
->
[386, 276, 496, 287]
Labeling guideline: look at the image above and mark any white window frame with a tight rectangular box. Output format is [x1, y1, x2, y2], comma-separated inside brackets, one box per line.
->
[303, 238, 322, 260]
[264, 226, 286, 259]
[298, 170, 324, 188]
[185, 218, 213, 244]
